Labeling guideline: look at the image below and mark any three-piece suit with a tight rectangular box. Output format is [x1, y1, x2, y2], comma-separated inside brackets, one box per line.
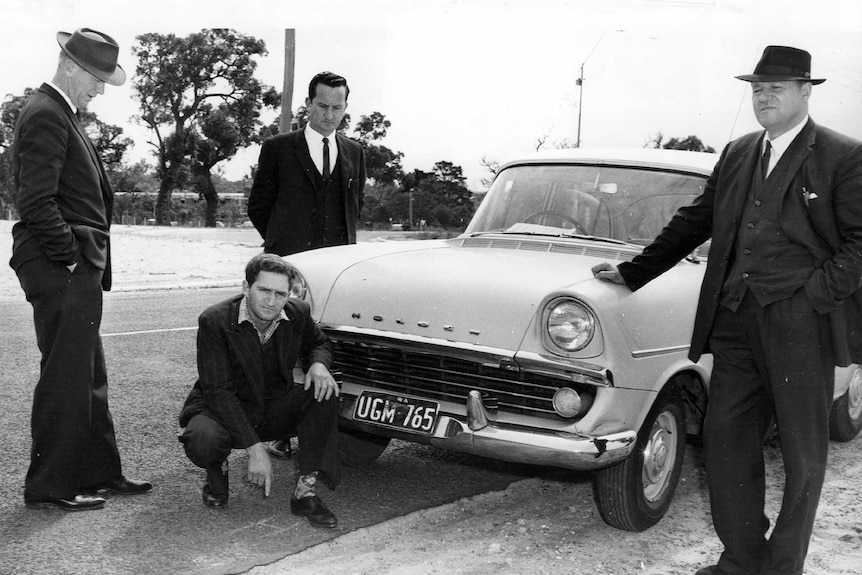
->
[619, 118, 862, 575]
[248, 129, 366, 256]
[10, 83, 123, 499]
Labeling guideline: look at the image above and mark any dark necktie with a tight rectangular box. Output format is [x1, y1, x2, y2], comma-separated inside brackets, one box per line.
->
[322, 137, 331, 181]
[760, 140, 771, 181]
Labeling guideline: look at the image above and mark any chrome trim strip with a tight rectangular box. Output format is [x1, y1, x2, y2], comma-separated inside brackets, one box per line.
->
[321, 324, 517, 366]
[631, 344, 690, 359]
[515, 351, 613, 387]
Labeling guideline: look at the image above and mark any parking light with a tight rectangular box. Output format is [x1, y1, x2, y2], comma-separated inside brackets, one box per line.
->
[553, 387, 593, 418]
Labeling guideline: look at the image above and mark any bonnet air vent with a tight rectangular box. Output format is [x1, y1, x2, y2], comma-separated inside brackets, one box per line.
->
[452, 237, 636, 262]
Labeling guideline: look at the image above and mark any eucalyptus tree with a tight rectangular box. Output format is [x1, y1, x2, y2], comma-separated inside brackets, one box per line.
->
[132, 29, 276, 225]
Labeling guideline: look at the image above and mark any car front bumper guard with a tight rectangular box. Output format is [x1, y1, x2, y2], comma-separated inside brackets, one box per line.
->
[341, 390, 637, 471]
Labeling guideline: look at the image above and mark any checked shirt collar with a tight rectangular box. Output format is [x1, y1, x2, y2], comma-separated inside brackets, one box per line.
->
[238, 296, 288, 344]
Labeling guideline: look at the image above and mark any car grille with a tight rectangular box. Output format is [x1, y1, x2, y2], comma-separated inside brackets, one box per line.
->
[330, 335, 591, 420]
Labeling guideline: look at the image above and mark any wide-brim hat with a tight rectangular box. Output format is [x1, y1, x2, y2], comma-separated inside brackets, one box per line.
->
[736, 45, 825, 85]
[57, 28, 126, 86]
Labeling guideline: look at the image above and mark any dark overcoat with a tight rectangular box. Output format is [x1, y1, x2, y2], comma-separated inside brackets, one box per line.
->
[247, 129, 366, 256]
[620, 119, 862, 366]
[10, 83, 114, 290]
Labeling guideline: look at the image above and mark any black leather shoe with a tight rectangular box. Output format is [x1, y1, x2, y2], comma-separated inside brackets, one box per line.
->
[25, 492, 106, 511]
[290, 495, 337, 528]
[202, 484, 229, 507]
[83, 477, 153, 496]
[201, 461, 229, 507]
[695, 566, 731, 575]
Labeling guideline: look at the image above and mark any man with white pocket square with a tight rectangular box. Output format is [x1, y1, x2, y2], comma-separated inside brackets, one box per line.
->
[591, 45, 862, 575]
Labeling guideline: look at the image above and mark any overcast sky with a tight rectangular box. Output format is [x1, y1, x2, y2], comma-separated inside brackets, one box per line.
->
[3, 0, 861, 189]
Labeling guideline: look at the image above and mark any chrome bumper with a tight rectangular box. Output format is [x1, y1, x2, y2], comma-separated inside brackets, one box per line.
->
[340, 390, 637, 471]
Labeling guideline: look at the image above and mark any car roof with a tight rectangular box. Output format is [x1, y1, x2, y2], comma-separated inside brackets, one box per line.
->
[500, 147, 719, 176]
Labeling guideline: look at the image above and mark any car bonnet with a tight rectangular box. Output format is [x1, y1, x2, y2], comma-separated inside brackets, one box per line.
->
[316, 242, 599, 350]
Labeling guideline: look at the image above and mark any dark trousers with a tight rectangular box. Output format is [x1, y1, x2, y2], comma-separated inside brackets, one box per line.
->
[16, 255, 122, 499]
[706, 290, 834, 575]
[179, 386, 342, 489]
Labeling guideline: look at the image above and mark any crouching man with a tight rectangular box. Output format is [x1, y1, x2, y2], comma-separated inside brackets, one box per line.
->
[178, 253, 341, 528]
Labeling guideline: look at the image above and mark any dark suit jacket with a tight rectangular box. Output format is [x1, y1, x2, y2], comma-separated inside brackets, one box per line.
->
[619, 119, 862, 366]
[247, 129, 366, 256]
[179, 295, 334, 449]
[9, 83, 114, 290]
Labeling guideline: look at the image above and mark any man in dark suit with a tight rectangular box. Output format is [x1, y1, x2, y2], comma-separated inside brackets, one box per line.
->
[179, 254, 342, 528]
[592, 46, 862, 575]
[248, 71, 366, 257]
[248, 71, 365, 458]
[9, 28, 152, 512]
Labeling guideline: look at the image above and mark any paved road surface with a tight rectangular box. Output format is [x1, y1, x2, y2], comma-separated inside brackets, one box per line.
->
[0, 288, 538, 575]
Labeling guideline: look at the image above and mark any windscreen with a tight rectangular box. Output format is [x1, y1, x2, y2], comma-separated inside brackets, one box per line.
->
[465, 164, 707, 245]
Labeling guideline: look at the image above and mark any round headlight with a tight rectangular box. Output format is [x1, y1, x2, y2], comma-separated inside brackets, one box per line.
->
[289, 270, 308, 300]
[546, 299, 595, 351]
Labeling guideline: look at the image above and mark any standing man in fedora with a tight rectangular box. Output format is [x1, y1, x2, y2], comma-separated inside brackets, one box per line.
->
[10, 28, 152, 511]
[592, 46, 862, 575]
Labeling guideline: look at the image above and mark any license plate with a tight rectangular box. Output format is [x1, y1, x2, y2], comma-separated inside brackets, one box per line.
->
[353, 391, 439, 434]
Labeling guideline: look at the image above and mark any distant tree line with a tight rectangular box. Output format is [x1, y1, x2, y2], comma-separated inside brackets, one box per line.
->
[645, 132, 716, 153]
[0, 28, 476, 231]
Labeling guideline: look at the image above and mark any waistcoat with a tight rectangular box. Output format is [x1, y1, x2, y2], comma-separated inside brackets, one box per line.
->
[720, 155, 814, 311]
[311, 159, 347, 248]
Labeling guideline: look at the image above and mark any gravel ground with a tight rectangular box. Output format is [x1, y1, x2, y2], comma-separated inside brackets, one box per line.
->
[251, 440, 862, 575]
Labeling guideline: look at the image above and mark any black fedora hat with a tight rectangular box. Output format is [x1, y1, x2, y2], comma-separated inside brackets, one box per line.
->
[57, 28, 126, 86]
[736, 45, 825, 85]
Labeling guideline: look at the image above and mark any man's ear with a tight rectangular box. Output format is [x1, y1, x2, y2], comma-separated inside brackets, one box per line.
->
[242, 280, 250, 296]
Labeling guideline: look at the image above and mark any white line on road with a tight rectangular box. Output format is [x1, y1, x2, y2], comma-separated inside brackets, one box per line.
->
[102, 327, 197, 338]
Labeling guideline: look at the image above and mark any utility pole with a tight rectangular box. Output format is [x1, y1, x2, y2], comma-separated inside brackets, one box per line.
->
[576, 64, 584, 148]
[575, 30, 624, 148]
[279, 29, 296, 134]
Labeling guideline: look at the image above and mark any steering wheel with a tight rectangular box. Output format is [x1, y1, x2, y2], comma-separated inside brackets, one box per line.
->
[523, 210, 588, 235]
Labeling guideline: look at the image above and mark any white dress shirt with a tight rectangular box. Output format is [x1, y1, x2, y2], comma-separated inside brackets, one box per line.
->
[763, 115, 808, 178]
[304, 125, 338, 177]
[47, 80, 77, 115]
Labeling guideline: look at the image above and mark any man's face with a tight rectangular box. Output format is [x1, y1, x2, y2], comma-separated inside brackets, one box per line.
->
[67, 63, 105, 111]
[305, 84, 348, 137]
[751, 80, 810, 138]
[243, 271, 291, 326]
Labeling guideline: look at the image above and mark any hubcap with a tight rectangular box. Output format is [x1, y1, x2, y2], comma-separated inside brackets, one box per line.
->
[848, 367, 862, 421]
[642, 410, 678, 504]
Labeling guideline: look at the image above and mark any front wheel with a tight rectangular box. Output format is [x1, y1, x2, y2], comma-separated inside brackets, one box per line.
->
[594, 389, 687, 531]
[829, 365, 862, 442]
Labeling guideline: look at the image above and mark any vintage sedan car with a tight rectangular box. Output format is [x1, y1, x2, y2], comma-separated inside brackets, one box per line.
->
[284, 148, 861, 532]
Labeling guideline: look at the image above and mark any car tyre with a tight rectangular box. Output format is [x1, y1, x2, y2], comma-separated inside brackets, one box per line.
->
[829, 365, 862, 442]
[338, 428, 391, 467]
[594, 387, 687, 531]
